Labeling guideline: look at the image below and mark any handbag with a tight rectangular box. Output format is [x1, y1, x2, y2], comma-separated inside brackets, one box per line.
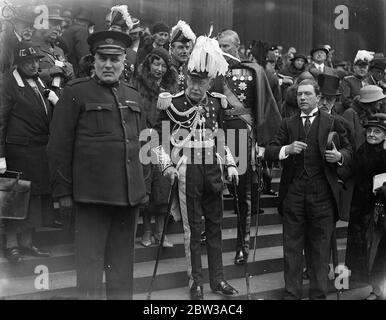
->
[0, 170, 31, 220]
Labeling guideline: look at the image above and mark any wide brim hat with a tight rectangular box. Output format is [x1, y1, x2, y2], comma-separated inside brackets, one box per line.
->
[87, 30, 132, 55]
[11, 7, 36, 24]
[310, 45, 329, 57]
[14, 42, 44, 64]
[359, 85, 386, 103]
[318, 74, 341, 96]
[129, 17, 144, 33]
[364, 113, 386, 131]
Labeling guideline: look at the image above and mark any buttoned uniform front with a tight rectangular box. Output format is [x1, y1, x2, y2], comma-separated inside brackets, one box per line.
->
[171, 57, 188, 92]
[47, 76, 150, 299]
[154, 91, 232, 290]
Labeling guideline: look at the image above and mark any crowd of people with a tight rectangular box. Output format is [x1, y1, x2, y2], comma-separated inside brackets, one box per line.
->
[0, 3, 385, 301]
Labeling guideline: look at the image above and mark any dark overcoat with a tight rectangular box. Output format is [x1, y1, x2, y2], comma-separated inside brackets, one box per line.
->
[0, 69, 52, 195]
[47, 77, 150, 206]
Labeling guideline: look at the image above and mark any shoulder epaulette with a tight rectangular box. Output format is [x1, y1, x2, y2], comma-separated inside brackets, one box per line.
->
[171, 90, 184, 98]
[67, 77, 91, 86]
[208, 92, 228, 109]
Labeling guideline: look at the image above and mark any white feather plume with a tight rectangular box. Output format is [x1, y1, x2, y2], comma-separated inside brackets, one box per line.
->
[111, 5, 134, 30]
[354, 50, 375, 63]
[171, 20, 196, 43]
[187, 36, 229, 78]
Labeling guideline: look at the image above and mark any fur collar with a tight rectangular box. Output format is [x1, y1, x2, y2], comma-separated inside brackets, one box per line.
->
[13, 69, 45, 88]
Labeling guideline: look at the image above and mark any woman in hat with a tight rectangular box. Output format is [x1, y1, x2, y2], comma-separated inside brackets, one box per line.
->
[132, 47, 178, 247]
[340, 114, 386, 299]
[343, 85, 386, 150]
[0, 42, 58, 263]
[281, 53, 308, 81]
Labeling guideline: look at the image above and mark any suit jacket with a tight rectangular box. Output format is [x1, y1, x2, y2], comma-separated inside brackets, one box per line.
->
[0, 69, 52, 194]
[308, 63, 337, 78]
[264, 111, 352, 219]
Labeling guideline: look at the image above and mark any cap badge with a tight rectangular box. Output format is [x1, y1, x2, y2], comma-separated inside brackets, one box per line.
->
[105, 38, 114, 44]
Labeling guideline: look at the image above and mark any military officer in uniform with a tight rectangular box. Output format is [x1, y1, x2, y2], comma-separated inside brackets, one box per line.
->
[153, 35, 238, 300]
[215, 29, 281, 265]
[169, 20, 196, 92]
[47, 30, 149, 300]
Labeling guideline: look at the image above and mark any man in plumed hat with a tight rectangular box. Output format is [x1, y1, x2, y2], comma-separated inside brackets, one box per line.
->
[308, 45, 337, 78]
[214, 29, 281, 266]
[47, 30, 150, 299]
[169, 20, 196, 92]
[341, 50, 374, 111]
[153, 35, 239, 300]
[62, 7, 93, 77]
[1, 41, 58, 263]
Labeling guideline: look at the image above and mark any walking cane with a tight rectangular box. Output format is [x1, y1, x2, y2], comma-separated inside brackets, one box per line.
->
[147, 180, 178, 300]
[232, 177, 251, 299]
[331, 229, 342, 300]
[252, 155, 264, 262]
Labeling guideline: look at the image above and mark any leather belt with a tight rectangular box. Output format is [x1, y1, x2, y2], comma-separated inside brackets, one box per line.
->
[224, 107, 253, 117]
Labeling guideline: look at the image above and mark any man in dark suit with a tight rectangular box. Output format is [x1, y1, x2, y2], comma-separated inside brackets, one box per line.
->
[308, 45, 337, 79]
[257, 79, 352, 299]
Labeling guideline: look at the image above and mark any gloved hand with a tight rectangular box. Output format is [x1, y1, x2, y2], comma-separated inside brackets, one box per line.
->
[227, 166, 239, 185]
[163, 166, 178, 185]
[58, 196, 73, 209]
[47, 90, 59, 105]
[0, 157, 6, 174]
[49, 65, 65, 77]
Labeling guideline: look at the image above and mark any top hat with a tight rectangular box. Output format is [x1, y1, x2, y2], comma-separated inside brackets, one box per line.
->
[87, 30, 132, 55]
[75, 7, 93, 23]
[370, 59, 386, 71]
[364, 113, 386, 131]
[318, 74, 341, 96]
[310, 45, 329, 57]
[14, 41, 44, 64]
[359, 85, 386, 103]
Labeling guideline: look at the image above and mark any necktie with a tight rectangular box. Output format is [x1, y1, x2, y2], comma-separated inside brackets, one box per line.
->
[303, 116, 311, 135]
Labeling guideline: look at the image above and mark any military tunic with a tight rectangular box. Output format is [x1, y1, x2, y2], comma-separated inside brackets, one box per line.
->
[155, 91, 234, 288]
[47, 76, 150, 299]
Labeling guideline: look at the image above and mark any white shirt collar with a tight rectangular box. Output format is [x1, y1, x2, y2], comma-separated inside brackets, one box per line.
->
[313, 62, 325, 68]
[300, 107, 319, 118]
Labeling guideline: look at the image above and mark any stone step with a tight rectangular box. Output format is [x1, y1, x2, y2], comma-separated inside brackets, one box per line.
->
[0, 239, 347, 298]
[32, 205, 281, 247]
[0, 222, 348, 280]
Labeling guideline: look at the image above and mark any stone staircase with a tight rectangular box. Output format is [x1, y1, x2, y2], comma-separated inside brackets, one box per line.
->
[0, 173, 358, 300]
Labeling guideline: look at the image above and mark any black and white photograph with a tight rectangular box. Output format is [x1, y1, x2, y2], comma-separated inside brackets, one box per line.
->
[0, 0, 386, 306]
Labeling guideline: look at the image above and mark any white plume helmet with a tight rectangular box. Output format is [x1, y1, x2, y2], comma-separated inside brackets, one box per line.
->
[354, 50, 375, 64]
[187, 35, 229, 78]
[110, 5, 134, 30]
[170, 20, 196, 43]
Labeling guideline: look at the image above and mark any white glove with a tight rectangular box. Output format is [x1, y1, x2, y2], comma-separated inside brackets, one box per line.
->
[227, 166, 239, 185]
[47, 90, 59, 105]
[0, 157, 7, 174]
